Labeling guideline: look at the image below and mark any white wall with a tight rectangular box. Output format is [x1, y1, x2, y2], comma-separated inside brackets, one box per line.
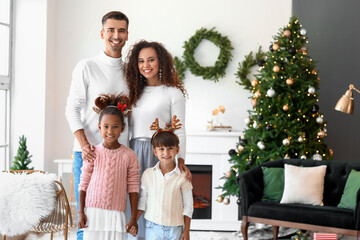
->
[12, 0, 292, 172]
[11, 0, 47, 170]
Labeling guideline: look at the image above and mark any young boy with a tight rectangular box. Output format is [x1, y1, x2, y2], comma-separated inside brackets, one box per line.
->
[129, 118, 193, 240]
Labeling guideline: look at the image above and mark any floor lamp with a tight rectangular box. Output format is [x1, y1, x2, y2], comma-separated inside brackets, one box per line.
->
[334, 84, 360, 114]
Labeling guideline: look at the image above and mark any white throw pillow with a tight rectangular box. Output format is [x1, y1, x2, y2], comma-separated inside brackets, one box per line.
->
[280, 164, 327, 205]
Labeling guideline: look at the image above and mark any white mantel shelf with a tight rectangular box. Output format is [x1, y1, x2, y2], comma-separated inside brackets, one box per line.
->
[185, 130, 242, 231]
[187, 131, 242, 137]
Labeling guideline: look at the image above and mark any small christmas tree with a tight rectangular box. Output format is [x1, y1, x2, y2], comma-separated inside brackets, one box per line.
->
[10, 135, 34, 170]
[218, 16, 333, 200]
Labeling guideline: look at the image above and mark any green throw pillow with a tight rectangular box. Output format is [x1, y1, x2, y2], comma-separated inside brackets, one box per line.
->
[338, 169, 360, 210]
[261, 167, 284, 202]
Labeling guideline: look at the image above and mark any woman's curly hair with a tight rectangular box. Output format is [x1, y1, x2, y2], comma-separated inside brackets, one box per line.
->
[124, 40, 187, 106]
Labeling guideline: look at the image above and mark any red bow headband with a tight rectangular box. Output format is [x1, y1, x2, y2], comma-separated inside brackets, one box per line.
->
[117, 102, 127, 112]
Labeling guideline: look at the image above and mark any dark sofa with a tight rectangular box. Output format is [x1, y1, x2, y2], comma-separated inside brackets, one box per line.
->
[237, 159, 360, 240]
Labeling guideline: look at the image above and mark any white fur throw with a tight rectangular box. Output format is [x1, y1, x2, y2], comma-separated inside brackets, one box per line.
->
[0, 172, 57, 236]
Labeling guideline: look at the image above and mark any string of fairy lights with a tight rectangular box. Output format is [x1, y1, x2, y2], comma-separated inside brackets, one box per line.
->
[217, 16, 333, 204]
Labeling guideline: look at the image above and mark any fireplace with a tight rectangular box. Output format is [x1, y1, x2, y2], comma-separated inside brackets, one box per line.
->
[186, 131, 242, 231]
[188, 165, 212, 219]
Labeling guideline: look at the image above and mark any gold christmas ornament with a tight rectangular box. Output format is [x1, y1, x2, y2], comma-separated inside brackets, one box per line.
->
[216, 196, 224, 203]
[254, 91, 261, 98]
[329, 148, 334, 156]
[225, 171, 232, 178]
[312, 70, 317, 75]
[318, 130, 325, 138]
[223, 197, 230, 205]
[286, 78, 294, 85]
[251, 98, 258, 107]
[238, 145, 245, 152]
[251, 79, 258, 87]
[283, 104, 289, 111]
[273, 65, 280, 73]
[272, 43, 280, 51]
[283, 29, 291, 37]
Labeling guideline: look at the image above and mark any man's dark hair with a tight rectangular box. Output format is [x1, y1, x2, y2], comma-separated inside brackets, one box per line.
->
[102, 11, 129, 28]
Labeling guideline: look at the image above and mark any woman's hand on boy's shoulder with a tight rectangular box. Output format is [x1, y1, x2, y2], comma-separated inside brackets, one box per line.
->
[178, 158, 192, 182]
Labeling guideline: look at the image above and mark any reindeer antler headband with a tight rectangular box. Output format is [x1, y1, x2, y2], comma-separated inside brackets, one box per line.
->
[150, 115, 182, 138]
[93, 94, 131, 116]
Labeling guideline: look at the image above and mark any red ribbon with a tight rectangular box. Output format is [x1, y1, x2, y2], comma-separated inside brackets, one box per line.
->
[117, 102, 127, 112]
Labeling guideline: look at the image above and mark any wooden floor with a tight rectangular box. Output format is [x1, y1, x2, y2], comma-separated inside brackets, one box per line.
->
[1, 230, 357, 240]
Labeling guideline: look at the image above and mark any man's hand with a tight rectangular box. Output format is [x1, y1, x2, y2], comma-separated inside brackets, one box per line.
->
[74, 129, 96, 162]
[82, 144, 96, 162]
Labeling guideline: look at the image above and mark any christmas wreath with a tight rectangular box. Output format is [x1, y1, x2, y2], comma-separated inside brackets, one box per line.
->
[182, 27, 233, 82]
[235, 46, 266, 90]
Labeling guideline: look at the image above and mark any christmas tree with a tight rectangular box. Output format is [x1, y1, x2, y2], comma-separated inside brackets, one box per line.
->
[10, 135, 34, 170]
[218, 16, 333, 201]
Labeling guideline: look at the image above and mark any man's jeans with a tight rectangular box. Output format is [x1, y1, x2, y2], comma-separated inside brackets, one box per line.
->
[73, 151, 83, 240]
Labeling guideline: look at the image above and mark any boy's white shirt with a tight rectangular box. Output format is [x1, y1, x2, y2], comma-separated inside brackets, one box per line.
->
[138, 162, 193, 219]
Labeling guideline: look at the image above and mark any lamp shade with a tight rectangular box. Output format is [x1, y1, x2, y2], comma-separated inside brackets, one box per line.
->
[334, 89, 354, 114]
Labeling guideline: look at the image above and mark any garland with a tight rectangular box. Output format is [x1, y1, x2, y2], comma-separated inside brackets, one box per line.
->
[174, 56, 186, 81]
[235, 46, 266, 90]
[176, 27, 233, 82]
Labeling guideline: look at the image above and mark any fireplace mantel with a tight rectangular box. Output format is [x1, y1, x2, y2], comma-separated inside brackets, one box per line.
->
[186, 131, 242, 231]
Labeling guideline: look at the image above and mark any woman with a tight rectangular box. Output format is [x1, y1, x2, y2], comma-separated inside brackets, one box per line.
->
[124, 40, 191, 239]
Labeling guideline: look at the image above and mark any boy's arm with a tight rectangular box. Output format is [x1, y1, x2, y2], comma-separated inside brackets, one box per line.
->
[137, 175, 148, 221]
[136, 210, 144, 222]
[181, 186, 193, 240]
[181, 216, 191, 240]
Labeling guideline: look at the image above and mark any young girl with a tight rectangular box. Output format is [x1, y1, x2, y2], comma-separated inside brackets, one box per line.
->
[78, 94, 140, 240]
[129, 116, 193, 240]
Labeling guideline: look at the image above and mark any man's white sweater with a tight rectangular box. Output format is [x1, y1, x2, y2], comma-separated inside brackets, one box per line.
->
[65, 51, 129, 151]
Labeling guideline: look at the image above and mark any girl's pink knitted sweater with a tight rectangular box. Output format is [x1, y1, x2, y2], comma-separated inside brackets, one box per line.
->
[79, 144, 140, 212]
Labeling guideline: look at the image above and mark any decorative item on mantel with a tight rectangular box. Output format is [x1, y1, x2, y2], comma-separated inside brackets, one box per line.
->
[206, 105, 232, 132]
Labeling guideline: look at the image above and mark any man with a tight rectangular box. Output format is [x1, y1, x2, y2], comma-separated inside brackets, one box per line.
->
[65, 11, 130, 240]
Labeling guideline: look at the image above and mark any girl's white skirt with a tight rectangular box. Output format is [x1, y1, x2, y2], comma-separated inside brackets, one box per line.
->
[82, 207, 127, 240]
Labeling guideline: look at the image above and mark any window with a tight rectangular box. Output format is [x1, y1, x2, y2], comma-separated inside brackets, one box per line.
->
[0, 0, 12, 170]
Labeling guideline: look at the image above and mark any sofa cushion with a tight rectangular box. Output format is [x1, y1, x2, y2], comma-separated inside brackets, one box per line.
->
[248, 201, 355, 230]
[261, 167, 284, 202]
[338, 169, 360, 210]
[280, 164, 326, 205]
